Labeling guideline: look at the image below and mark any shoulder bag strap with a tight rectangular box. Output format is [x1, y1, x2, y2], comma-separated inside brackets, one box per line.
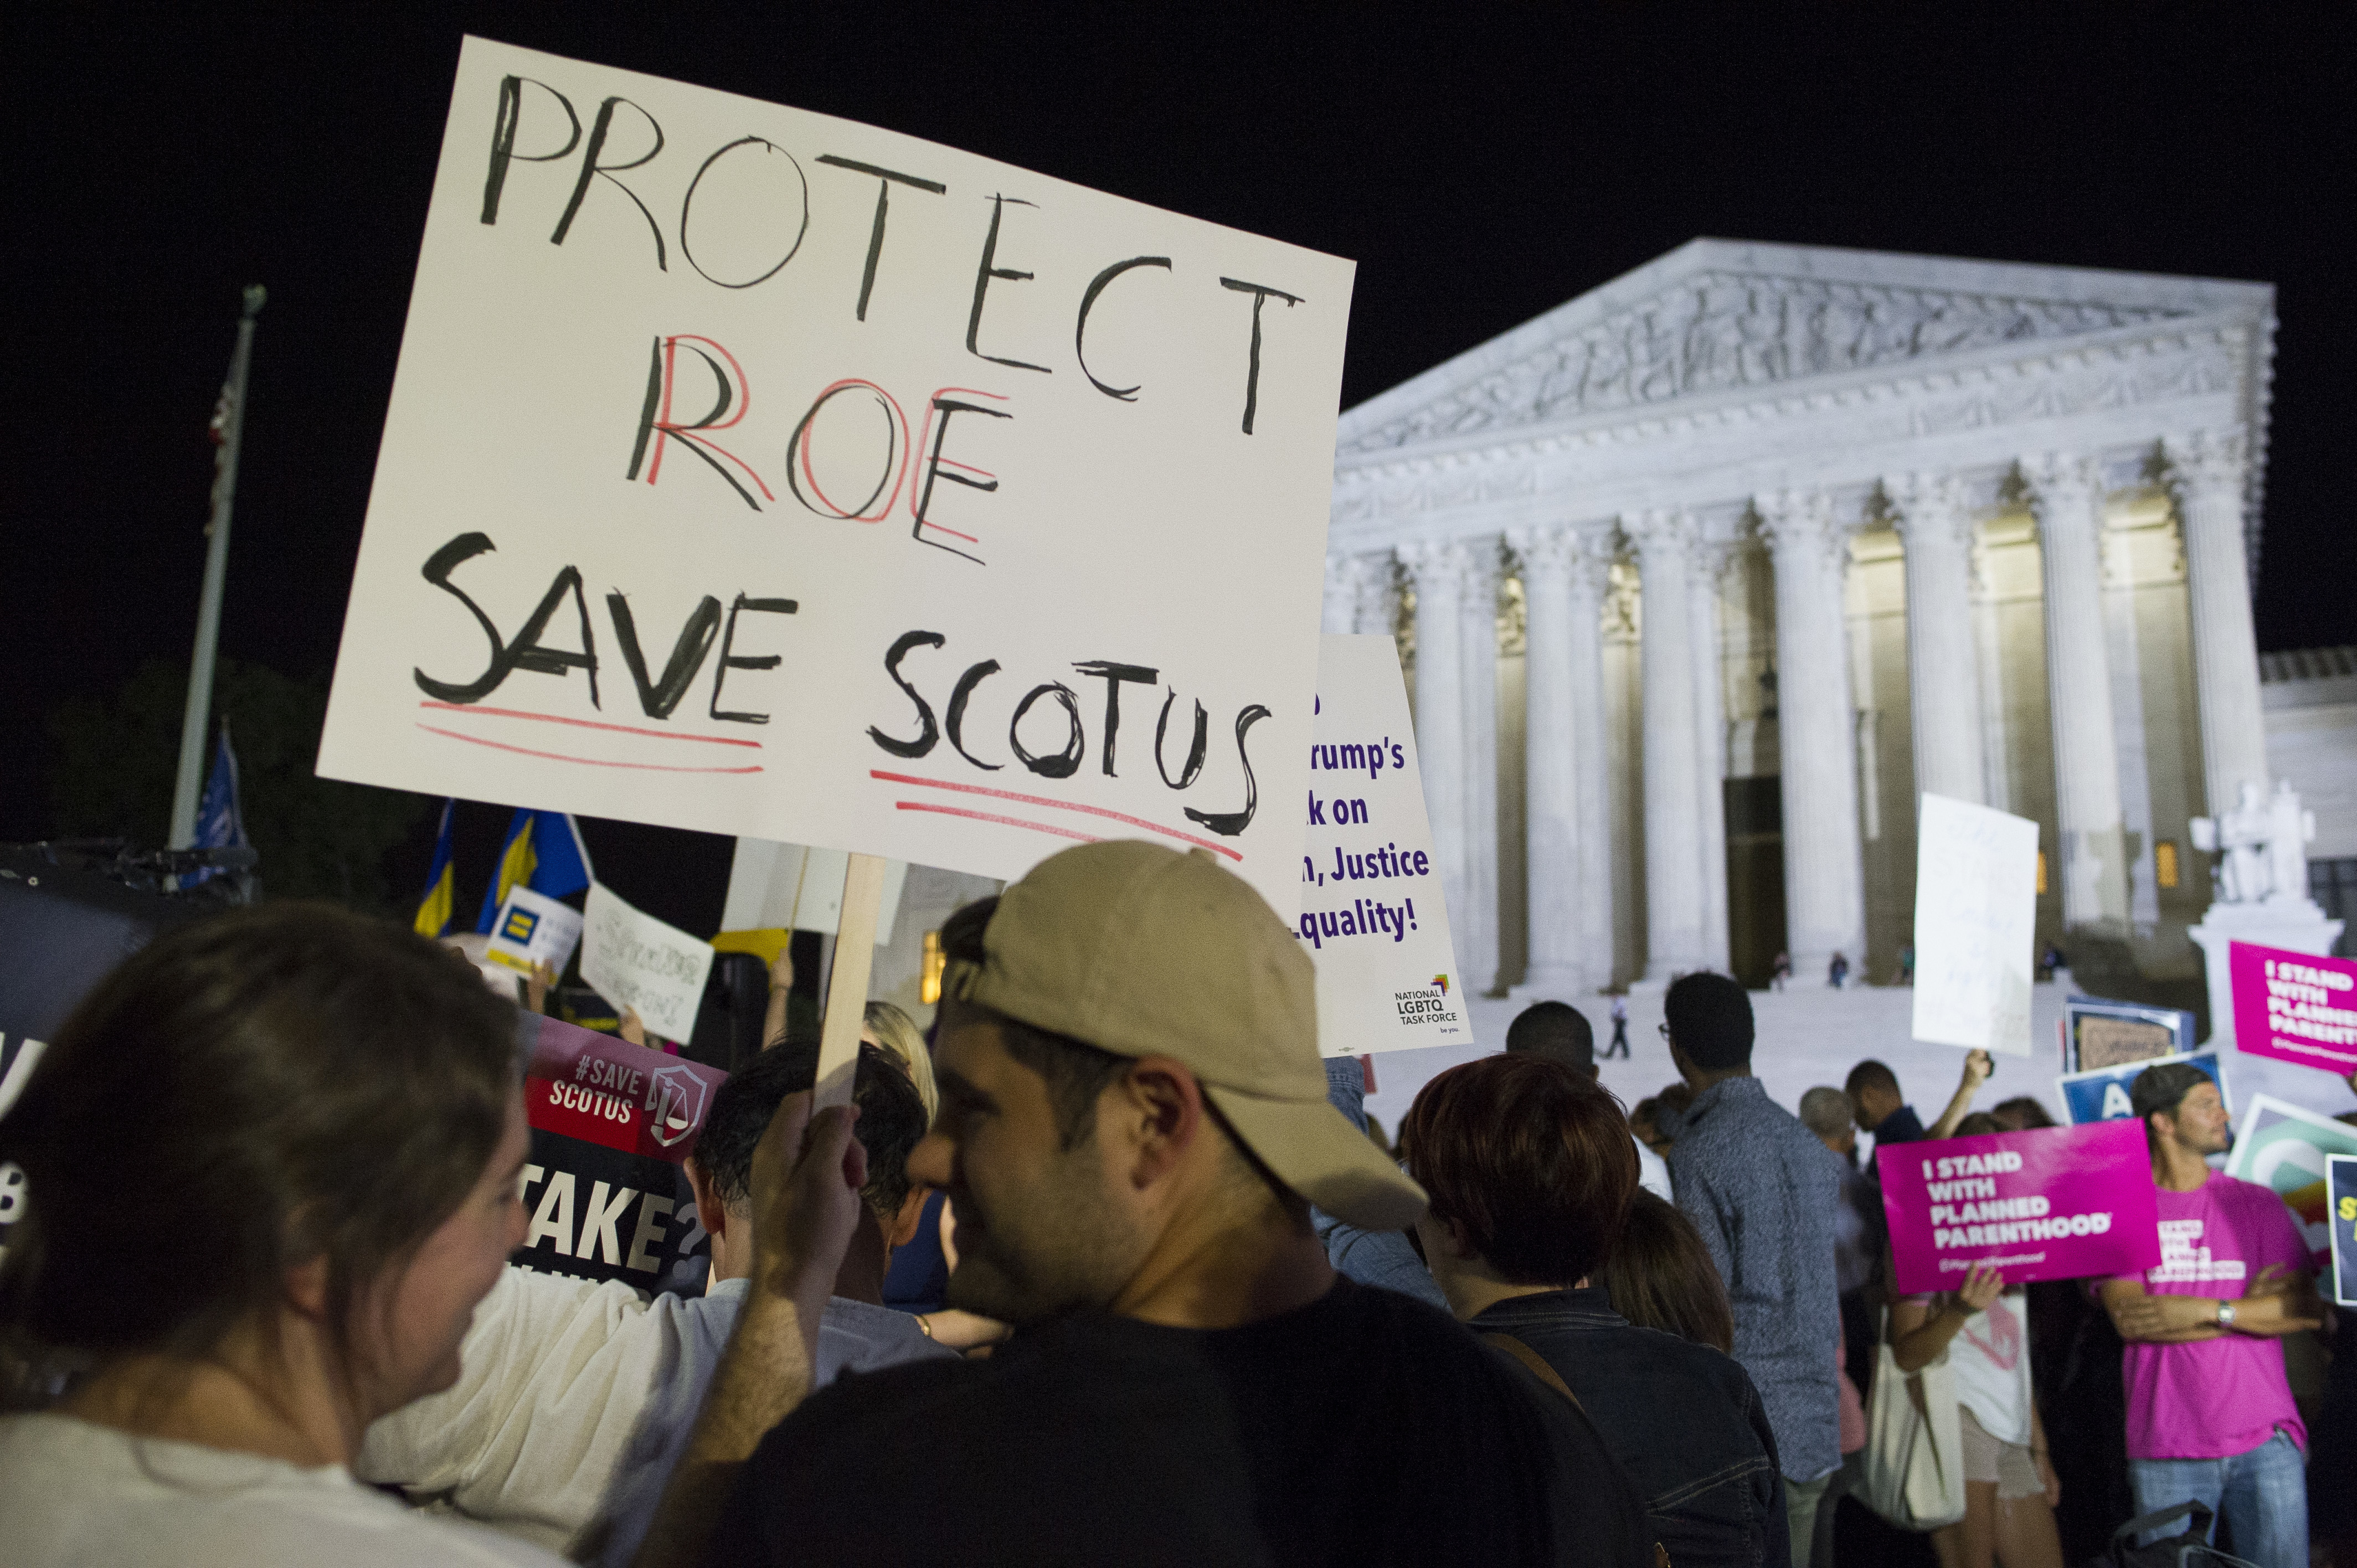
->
[1480, 1330, 1584, 1414]
[1480, 1333, 1670, 1568]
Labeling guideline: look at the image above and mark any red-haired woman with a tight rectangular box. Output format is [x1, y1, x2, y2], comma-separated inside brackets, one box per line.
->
[1401, 1053, 1785, 1568]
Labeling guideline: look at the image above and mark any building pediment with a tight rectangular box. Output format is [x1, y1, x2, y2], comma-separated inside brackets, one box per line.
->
[1337, 239, 2271, 458]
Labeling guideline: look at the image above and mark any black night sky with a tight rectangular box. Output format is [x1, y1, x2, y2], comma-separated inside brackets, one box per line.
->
[7, 7, 2351, 930]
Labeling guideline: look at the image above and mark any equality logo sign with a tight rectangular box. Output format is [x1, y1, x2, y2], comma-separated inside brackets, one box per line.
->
[2229, 941, 2357, 1075]
[1877, 1121, 2161, 1293]
[1294, 635, 1470, 1056]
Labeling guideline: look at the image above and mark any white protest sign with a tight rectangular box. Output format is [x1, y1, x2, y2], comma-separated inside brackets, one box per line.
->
[1911, 792, 2040, 1056]
[581, 882, 716, 1040]
[315, 38, 1351, 920]
[722, 838, 909, 944]
[485, 884, 585, 973]
[1295, 635, 1471, 1056]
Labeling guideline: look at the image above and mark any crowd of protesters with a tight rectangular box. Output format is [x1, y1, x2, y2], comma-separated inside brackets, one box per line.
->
[0, 840, 2345, 1566]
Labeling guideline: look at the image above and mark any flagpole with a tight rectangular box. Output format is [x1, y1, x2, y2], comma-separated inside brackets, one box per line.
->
[168, 284, 267, 850]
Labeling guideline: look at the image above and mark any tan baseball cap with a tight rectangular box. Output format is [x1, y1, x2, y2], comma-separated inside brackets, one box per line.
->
[946, 839, 1427, 1232]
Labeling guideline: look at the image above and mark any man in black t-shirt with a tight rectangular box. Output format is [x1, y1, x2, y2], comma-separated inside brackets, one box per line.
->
[649, 841, 1651, 1568]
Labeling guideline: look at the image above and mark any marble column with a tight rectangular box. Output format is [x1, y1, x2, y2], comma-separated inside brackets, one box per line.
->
[2168, 431, 2271, 818]
[1322, 551, 1391, 635]
[1509, 522, 1612, 995]
[1353, 554, 1397, 643]
[1399, 540, 1472, 966]
[1759, 490, 1867, 981]
[1890, 472, 1987, 806]
[1690, 536, 1732, 973]
[1628, 509, 1710, 981]
[1459, 541, 1503, 993]
[2100, 525, 2162, 933]
[1568, 535, 1615, 990]
[1322, 553, 1358, 633]
[2030, 454, 2132, 933]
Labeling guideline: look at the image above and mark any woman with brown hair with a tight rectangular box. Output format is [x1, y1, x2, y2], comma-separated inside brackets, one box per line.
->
[0, 903, 565, 1565]
[1401, 1054, 1783, 1568]
[1598, 1189, 1738, 1355]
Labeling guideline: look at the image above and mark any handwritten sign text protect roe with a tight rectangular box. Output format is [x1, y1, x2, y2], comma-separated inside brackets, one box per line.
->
[317, 38, 1354, 917]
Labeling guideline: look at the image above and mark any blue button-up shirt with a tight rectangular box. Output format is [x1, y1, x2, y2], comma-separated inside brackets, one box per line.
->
[1666, 1075, 1845, 1482]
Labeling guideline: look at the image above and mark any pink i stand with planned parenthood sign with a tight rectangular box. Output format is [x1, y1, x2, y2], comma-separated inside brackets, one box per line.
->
[1877, 1121, 2162, 1294]
[2230, 940, 2357, 1075]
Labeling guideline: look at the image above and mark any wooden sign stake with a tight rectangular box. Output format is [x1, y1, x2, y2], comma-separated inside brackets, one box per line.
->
[814, 852, 888, 1112]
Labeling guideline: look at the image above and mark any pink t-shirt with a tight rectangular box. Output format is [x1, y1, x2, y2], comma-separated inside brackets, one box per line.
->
[2112, 1171, 2309, 1461]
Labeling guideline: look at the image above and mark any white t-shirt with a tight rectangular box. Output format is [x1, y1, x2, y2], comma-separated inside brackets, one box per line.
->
[0, 1412, 564, 1567]
[1634, 1134, 1674, 1202]
[1944, 1292, 2035, 1447]
[357, 1265, 952, 1560]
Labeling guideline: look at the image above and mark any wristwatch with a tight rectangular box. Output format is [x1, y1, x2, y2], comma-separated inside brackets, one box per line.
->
[2215, 1300, 2236, 1328]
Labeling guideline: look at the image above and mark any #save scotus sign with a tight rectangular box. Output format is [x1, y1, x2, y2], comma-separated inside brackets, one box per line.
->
[318, 37, 1353, 917]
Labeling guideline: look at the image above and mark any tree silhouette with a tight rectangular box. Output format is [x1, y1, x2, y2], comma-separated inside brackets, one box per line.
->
[47, 658, 424, 911]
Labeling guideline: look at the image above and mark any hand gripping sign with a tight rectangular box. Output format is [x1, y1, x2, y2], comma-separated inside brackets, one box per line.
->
[1877, 1121, 2162, 1294]
[315, 38, 1352, 922]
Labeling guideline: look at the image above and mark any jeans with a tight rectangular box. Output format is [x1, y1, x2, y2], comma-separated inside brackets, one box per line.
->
[1783, 1473, 1833, 1568]
[2128, 1428, 2307, 1568]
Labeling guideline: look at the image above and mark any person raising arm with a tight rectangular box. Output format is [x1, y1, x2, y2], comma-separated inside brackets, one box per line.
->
[631, 1091, 867, 1568]
[1924, 1050, 1996, 1142]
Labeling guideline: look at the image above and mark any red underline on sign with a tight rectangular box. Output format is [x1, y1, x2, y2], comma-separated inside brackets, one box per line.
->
[419, 725, 765, 775]
[870, 770, 1245, 862]
[895, 801, 1098, 844]
[418, 700, 762, 748]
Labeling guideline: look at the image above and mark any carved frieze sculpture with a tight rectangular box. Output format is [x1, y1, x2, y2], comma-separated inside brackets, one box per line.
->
[1343, 274, 2185, 454]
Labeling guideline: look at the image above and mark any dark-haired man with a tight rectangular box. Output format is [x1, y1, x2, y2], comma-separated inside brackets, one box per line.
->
[1507, 997, 1670, 1198]
[2097, 1062, 2320, 1568]
[356, 1038, 948, 1561]
[1505, 998, 1594, 1073]
[1844, 1051, 1992, 1151]
[691, 841, 1654, 1567]
[1660, 972, 1844, 1567]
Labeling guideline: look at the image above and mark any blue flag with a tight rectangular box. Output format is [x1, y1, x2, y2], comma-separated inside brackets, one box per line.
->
[475, 809, 595, 933]
[415, 800, 459, 938]
[187, 726, 248, 885]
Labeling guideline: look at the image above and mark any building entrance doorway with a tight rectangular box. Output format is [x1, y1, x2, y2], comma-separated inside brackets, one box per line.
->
[1726, 777, 1787, 988]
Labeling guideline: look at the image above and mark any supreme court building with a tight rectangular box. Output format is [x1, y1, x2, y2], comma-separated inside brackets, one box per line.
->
[1321, 239, 2282, 997]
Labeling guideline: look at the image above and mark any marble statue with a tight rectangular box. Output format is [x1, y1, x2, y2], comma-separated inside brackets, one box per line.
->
[2266, 778, 2318, 907]
[2191, 778, 2317, 906]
